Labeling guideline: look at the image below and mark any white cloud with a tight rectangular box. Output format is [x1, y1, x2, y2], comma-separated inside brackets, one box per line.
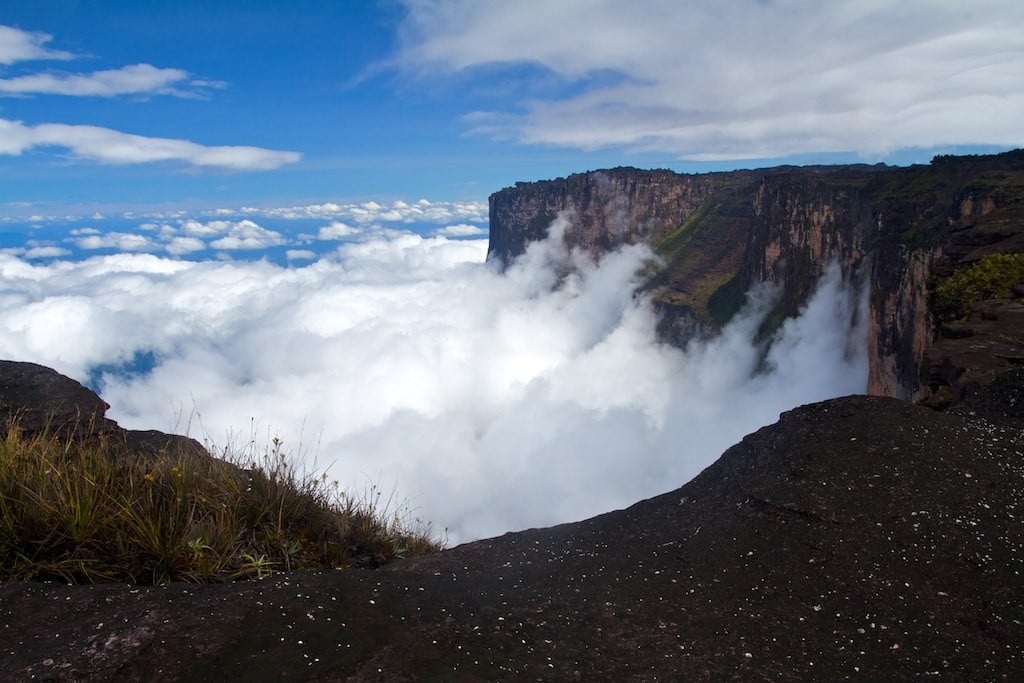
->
[208, 219, 285, 250]
[286, 249, 317, 262]
[24, 246, 70, 259]
[182, 219, 233, 236]
[244, 198, 487, 224]
[165, 236, 206, 256]
[317, 221, 361, 240]
[436, 223, 486, 237]
[0, 63, 196, 98]
[182, 219, 227, 237]
[0, 217, 867, 544]
[73, 231, 156, 252]
[0, 25, 73, 64]
[397, 0, 1024, 159]
[0, 118, 300, 170]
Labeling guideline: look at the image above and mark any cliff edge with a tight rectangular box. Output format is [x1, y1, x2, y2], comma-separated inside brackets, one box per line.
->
[2, 368, 1021, 681]
[488, 151, 1024, 401]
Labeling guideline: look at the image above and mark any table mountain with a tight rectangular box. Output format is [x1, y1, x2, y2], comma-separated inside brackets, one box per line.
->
[489, 150, 1024, 401]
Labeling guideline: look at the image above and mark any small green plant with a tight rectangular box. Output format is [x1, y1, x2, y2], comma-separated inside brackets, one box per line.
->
[933, 252, 1024, 321]
[0, 422, 442, 585]
[236, 553, 276, 580]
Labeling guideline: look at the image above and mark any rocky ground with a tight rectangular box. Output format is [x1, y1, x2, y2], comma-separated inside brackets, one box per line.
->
[1, 362, 1021, 681]
[923, 296, 1024, 407]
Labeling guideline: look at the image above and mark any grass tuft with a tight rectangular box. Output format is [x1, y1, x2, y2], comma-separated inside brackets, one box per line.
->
[0, 423, 442, 585]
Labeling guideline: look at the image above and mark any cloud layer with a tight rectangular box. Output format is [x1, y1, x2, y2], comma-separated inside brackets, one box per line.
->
[0, 23, 296, 171]
[0, 217, 867, 543]
[0, 200, 488, 261]
[0, 118, 301, 170]
[397, 0, 1024, 159]
[0, 63, 208, 98]
[0, 25, 73, 64]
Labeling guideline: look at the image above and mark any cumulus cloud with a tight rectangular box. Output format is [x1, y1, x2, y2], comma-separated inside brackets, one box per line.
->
[0, 216, 867, 543]
[0, 118, 300, 170]
[164, 236, 206, 256]
[0, 200, 487, 262]
[0, 25, 73, 64]
[0, 63, 201, 98]
[23, 245, 70, 259]
[182, 219, 228, 237]
[396, 0, 1024, 159]
[244, 198, 487, 224]
[207, 220, 285, 250]
[436, 223, 487, 237]
[72, 231, 157, 252]
[286, 249, 317, 262]
[317, 221, 361, 240]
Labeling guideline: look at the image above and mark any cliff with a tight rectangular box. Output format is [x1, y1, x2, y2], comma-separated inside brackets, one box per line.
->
[488, 150, 1024, 401]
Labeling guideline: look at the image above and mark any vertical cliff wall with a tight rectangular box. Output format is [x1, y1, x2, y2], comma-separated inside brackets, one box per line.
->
[488, 151, 1024, 401]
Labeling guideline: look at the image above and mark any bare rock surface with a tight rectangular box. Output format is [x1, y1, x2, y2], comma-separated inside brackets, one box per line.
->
[1, 373, 1021, 681]
[0, 360, 117, 437]
[0, 359, 209, 462]
[924, 299, 1024, 406]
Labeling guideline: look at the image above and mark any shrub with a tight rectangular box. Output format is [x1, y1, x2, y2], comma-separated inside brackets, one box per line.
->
[933, 252, 1024, 321]
[0, 424, 442, 585]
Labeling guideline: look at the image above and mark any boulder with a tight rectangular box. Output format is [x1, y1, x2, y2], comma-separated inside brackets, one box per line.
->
[0, 360, 117, 437]
[0, 359, 208, 462]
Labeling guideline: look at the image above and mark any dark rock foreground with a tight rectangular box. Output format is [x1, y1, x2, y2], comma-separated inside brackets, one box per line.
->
[0, 359, 208, 463]
[1, 368, 1021, 681]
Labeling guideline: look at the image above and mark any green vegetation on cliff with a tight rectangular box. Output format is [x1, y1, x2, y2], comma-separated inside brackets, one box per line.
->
[649, 187, 750, 321]
[933, 252, 1024, 321]
[0, 424, 441, 584]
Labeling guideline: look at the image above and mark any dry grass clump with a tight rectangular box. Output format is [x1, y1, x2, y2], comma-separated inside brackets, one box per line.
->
[0, 423, 441, 585]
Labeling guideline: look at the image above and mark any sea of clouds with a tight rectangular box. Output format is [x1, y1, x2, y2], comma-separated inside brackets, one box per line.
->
[0, 210, 867, 543]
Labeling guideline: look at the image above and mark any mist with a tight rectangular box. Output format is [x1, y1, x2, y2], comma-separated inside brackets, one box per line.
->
[0, 214, 867, 543]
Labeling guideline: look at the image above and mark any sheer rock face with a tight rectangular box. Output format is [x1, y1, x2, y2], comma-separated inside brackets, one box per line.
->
[487, 168, 716, 261]
[488, 150, 1024, 401]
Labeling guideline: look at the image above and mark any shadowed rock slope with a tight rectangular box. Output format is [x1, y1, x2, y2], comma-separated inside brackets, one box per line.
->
[0, 359, 208, 462]
[2, 371, 1021, 681]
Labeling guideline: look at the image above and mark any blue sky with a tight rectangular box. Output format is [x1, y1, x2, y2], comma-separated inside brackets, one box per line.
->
[0, 0, 715, 216]
[2, 0, 1021, 225]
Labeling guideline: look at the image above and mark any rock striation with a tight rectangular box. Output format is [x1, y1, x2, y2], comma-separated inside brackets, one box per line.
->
[488, 151, 1024, 401]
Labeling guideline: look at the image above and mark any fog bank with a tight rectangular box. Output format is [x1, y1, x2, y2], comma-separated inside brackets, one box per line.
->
[0, 216, 867, 543]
